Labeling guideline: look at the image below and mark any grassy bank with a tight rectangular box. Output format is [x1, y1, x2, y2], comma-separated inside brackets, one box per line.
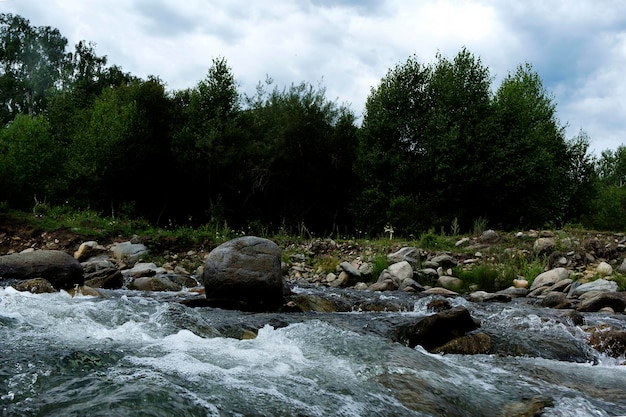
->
[2, 205, 625, 292]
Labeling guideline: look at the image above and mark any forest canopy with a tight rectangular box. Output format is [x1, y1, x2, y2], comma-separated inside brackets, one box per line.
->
[0, 13, 623, 235]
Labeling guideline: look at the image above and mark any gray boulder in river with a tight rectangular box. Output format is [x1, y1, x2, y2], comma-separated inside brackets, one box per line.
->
[0, 250, 84, 289]
[201, 236, 286, 312]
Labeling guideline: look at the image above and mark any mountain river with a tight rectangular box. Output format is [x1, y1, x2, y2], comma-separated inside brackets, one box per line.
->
[1, 285, 625, 416]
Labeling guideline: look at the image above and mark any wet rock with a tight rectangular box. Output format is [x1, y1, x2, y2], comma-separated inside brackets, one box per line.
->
[431, 332, 492, 355]
[497, 287, 529, 298]
[127, 276, 182, 292]
[500, 396, 554, 417]
[423, 287, 459, 296]
[14, 277, 57, 293]
[540, 292, 572, 309]
[426, 298, 452, 312]
[201, 236, 285, 312]
[122, 262, 166, 278]
[576, 292, 626, 313]
[0, 250, 84, 289]
[287, 295, 341, 312]
[84, 269, 123, 289]
[588, 327, 626, 358]
[395, 307, 479, 351]
[559, 310, 585, 326]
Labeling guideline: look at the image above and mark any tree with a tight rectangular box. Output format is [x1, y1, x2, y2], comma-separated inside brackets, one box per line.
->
[488, 63, 573, 227]
[355, 49, 492, 234]
[169, 57, 241, 222]
[0, 13, 68, 124]
[66, 77, 172, 218]
[0, 114, 60, 207]
[237, 79, 358, 232]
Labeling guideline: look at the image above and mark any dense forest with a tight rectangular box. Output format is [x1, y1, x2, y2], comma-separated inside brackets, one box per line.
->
[1, 13, 626, 236]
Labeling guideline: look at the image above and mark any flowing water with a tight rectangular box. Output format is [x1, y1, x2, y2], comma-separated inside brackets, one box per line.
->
[1, 286, 625, 416]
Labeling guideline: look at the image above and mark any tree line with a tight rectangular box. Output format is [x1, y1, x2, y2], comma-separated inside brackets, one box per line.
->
[1, 13, 624, 235]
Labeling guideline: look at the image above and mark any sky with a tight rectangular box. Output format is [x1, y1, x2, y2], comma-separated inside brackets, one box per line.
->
[2, 0, 626, 154]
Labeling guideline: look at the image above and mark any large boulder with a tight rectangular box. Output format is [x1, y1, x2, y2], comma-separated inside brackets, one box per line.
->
[201, 236, 286, 311]
[0, 250, 84, 289]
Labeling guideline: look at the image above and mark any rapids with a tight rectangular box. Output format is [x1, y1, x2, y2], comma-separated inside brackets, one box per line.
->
[1, 286, 625, 416]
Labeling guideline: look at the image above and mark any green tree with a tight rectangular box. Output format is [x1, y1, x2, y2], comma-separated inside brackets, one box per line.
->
[355, 49, 492, 234]
[169, 57, 241, 222]
[0, 13, 69, 124]
[489, 63, 575, 227]
[66, 77, 171, 218]
[0, 114, 60, 207]
[238, 79, 358, 232]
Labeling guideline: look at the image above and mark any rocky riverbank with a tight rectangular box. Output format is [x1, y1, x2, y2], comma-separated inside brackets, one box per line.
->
[2, 221, 626, 361]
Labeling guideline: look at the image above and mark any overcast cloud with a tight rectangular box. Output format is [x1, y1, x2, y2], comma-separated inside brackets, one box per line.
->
[3, 0, 625, 153]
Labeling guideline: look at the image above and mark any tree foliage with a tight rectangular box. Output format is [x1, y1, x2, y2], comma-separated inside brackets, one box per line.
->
[0, 13, 616, 234]
[356, 51, 595, 233]
[0, 13, 68, 124]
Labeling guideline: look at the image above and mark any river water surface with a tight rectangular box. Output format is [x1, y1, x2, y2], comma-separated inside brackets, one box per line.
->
[1, 286, 625, 416]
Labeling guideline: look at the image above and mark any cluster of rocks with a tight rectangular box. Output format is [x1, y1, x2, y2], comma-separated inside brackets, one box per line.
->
[2, 229, 626, 359]
[286, 230, 626, 314]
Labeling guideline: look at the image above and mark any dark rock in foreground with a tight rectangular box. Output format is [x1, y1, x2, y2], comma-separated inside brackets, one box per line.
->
[0, 250, 84, 289]
[393, 307, 479, 351]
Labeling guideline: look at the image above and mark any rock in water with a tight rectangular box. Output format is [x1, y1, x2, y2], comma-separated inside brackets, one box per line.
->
[0, 250, 84, 289]
[394, 307, 479, 351]
[201, 236, 285, 311]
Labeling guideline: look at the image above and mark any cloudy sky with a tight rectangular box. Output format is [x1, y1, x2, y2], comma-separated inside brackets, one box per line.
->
[3, 0, 626, 153]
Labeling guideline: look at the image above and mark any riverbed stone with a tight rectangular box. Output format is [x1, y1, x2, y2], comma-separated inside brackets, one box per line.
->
[530, 267, 570, 290]
[201, 236, 285, 311]
[588, 327, 626, 358]
[396, 307, 479, 351]
[431, 332, 492, 355]
[74, 241, 107, 261]
[14, 277, 57, 293]
[127, 276, 182, 292]
[0, 250, 84, 289]
[388, 261, 413, 283]
[387, 247, 422, 266]
[597, 261, 614, 277]
[540, 292, 572, 309]
[110, 241, 148, 264]
[576, 293, 626, 313]
[437, 276, 463, 291]
[571, 278, 618, 296]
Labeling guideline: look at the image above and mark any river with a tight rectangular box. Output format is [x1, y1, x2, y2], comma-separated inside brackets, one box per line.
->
[1, 286, 625, 416]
